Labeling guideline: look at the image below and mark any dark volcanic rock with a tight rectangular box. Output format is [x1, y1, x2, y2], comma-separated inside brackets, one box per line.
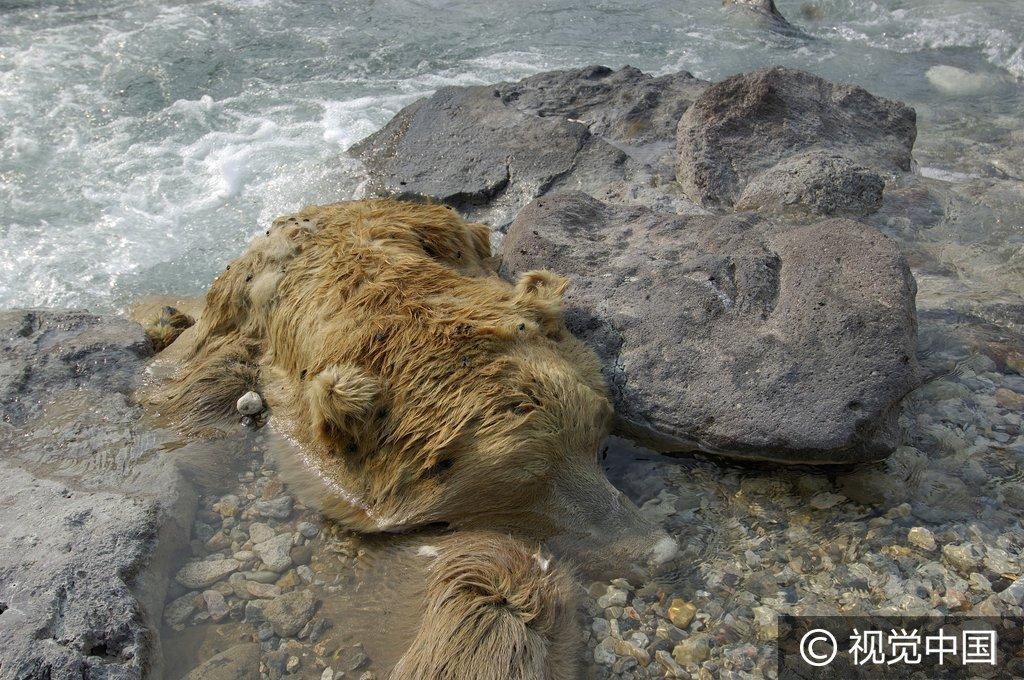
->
[500, 193, 920, 463]
[676, 67, 916, 211]
[734, 151, 886, 216]
[0, 310, 194, 679]
[351, 65, 709, 228]
[494, 65, 707, 149]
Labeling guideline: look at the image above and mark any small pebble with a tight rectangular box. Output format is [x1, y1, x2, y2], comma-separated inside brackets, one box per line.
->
[236, 391, 264, 416]
[908, 527, 937, 551]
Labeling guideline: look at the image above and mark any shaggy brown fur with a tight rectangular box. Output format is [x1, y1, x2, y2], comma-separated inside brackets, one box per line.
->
[163, 199, 615, 535]
[162, 199, 677, 581]
[391, 533, 579, 680]
[144, 305, 195, 352]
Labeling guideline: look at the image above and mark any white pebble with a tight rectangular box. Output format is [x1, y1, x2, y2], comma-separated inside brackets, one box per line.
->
[236, 390, 264, 416]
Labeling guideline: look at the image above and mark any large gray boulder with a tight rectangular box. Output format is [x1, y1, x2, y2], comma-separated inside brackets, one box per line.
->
[350, 65, 708, 228]
[0, 310, 194, 679]
[676, 67, 916, 212]
[500, 193, 920, 463]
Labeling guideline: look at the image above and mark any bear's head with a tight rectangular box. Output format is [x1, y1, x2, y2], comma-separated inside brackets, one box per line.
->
[268, 272, 675, 575]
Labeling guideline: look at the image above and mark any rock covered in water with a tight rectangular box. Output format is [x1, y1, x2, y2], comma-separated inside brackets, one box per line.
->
[263, 590, 317, 637]
[925, 65, 1000, 96]
[722, 0, 806, 36]
[184, 643, 260, 680]
[676, 67, 916, 211]
[668, 599, 697, 629]
[176, 558, 241, 589]
[501, 192, 920, 462]
[672, 634, 711, 666]
[0, 310, 193, 678]
[253, 532, 294, 572]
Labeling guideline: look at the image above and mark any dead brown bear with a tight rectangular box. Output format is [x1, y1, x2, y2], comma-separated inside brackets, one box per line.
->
[391, 532, 579, 680]
[161, 199, 675, 569]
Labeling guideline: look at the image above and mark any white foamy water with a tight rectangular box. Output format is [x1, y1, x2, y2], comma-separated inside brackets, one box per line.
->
[1, 0, 1022, 310]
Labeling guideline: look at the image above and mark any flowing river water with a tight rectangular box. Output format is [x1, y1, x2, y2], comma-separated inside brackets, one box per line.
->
[2, 1, 1023, 678]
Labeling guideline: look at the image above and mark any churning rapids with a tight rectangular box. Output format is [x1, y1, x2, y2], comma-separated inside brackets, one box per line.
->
[1, 0, 1022, 311]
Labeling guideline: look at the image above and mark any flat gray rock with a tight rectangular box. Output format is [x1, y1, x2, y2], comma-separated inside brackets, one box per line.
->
[500, 193, 920, 463]
[0, 310, 194, 678]
[263, 589, 317, 637]
[350, 65, 709, 228]
[676, 67, 916, 210]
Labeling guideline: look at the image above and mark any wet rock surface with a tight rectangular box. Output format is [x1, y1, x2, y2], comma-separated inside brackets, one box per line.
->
[721, 0, 806, 36]
[351, 65, 709, 229]
[501, 192, 919, 462]
[158, 436, 402, 680]
[0, 310, 193, 679]
[676, 66, 916, 210]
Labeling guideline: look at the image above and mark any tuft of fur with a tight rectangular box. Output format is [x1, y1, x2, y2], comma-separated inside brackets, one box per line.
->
[307, 363, 379, 436]
[145, 306, 195, 352]
[392, 532, 580, 680]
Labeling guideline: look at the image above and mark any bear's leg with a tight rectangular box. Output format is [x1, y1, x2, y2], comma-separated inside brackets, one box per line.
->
[143, 305, 196, 352]
[391, 532, 580, 680]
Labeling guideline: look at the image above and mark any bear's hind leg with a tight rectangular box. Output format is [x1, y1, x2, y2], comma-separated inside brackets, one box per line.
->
[392, 533, 580, 680]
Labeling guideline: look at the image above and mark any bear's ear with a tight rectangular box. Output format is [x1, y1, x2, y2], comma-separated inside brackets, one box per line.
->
[513, 270, 569, 337]
[306, 363, 379, 438]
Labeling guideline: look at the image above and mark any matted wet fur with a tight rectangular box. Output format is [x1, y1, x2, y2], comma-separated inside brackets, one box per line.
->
[391, 533, 579, 680]
[145, 305, 195, 352]
[159, 198, 674, 567]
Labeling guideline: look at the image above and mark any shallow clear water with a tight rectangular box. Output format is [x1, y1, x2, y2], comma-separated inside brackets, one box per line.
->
[2, 0, 1022, 311]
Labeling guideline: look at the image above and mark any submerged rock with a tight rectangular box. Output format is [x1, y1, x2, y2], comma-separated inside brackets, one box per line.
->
[676, 67, 916, 210]
[0, 310, 193, 678]
[925, 65, 1000, 96]
[176, 558, 241, 589]
[254, 533, 294, 572]
[722, 0, 806, 36]
[184, 644, 260, 680]
[264, 590, 317, 637]
[672, 634, 711, 666]
[501, 192, 920, 462]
